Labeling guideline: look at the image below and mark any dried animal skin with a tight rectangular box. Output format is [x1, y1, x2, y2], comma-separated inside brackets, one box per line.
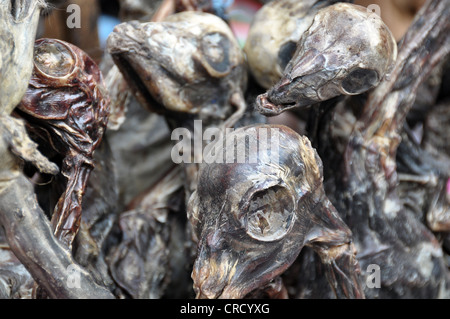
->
[107, 11, 248, 210]
[118, 0, 163, 21]
[0, 1, 113, 300]
[0, 119, 114, 299]
[18, 38, 110, 248]
[0, 0, 43, 115]
[244, 0, 342, 89]
[328, 0, 450, 298]
[396, 128, 450, 233]
[0, 228, 35, 299]
[423, 100, 450, 160]
[71, 138, 120, 292]
[189, 124, 364, 299]
[107, 166, 186, 299]
[256, 3, 397, 116]
[108, 11, 247, 123]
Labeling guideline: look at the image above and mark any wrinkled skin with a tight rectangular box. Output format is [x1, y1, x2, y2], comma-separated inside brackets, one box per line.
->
[107, 166, 186, 299]
[72, 138, 120, 293]
[244, 0, 342, 89]
[421, 100, 450, 232]
[107, 11, 248, 213]
[301, 0, 450, 298]
[0, 0, 43, 115]
[0, 227, 35, 299]
[189, 124, 364, 299]
[396, 128, 450, 233]
[256, 3, 397, 116]
[17, 38, 110, 248]
[0, 1, 113, 299]
[108, 11, 247, 124]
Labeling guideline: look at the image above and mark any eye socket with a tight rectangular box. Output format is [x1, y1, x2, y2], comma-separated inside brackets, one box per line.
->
[277, 41, 297, 71]
[341, 67, 379, 95]
[244, 186, 295, 242]
[34, 40, 76, 78]
[200, 32, 232, 77]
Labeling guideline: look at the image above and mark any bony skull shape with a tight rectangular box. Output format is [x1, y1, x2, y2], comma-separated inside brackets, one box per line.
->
[107, 11, 247, 121]
[256, 3, 397, 116]
[244, 0, 340, 89]
[18, 38, 109, 157]
[189, 124, 363, 299]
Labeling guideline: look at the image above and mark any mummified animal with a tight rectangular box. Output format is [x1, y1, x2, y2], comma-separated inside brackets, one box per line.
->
[188, 124, 364, 299]
[17, 38, 110, 248]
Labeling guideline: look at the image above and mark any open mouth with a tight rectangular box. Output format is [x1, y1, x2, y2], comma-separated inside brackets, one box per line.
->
[255, 93, 298, 116]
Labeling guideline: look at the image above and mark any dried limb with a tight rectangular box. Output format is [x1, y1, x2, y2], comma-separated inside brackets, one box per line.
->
[351, 0, 450, 181]
[335, 0, 450, 298]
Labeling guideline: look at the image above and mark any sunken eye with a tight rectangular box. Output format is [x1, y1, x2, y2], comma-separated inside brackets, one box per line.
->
[341, 67, 379, 95]
[34, 40, 76, 78]
[243, 186, 295, 242]
[200, 32, 231, 77]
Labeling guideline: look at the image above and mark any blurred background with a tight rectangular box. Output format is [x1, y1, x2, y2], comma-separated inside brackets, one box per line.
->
[36, 0, 427, 64]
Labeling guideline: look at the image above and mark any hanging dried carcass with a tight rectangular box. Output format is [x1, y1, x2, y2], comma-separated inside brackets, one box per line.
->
[255, 3, 397, 116]
[17, 38, 110, 249]
[0, 0, 113, 299]
[259, 0, 450, 298]
[107, 11, 248, 204]
[244, 0, 343, 90]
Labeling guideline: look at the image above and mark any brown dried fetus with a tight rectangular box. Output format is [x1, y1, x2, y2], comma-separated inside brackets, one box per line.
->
[256, 3, 397, 116]
[17, 38, 110, 248]
[189, 124, 364, 299]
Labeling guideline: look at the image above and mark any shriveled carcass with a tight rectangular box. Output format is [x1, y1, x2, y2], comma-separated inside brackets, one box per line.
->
[107, 11, 248, 204]
[189, 124, 364, 298]
[244, 0, 343, 90]
[0, 0, 113, 299]
[258, 0, 450, 298]
[17, 38, 110, 249]
[106, 165, 192, 298]
[255, 3, 397, 116]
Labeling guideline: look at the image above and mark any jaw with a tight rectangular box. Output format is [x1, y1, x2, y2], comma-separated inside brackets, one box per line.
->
[192, 232, 301, 299]
[255, 92, 301, 117]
